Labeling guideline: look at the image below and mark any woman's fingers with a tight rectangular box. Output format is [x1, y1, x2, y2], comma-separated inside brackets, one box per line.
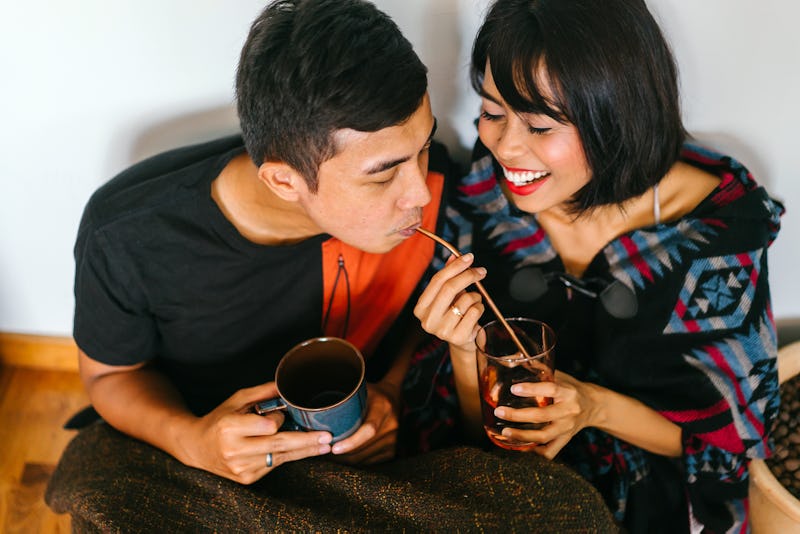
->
[451, 295, 485, 342]
[415, 253, 485, 313]
[413, 252, 487, 348]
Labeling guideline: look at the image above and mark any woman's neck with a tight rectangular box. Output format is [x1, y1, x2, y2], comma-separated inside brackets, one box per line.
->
[537, 196, 654, 276]
[535, 161, 720, 276]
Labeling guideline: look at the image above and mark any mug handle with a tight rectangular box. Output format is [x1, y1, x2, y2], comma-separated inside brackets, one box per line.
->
[253, 398, 287, 415]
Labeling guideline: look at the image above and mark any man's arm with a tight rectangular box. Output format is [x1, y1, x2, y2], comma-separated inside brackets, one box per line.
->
[79, 349, 333, 483]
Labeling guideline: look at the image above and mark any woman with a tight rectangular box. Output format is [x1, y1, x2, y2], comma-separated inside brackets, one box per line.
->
[413, 0, 784, 531]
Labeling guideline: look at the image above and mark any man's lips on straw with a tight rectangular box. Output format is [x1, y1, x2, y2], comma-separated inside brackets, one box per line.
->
[397, 221, 422, 237]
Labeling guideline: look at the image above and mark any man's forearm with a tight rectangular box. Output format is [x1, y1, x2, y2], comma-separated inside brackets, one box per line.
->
[83, 364, 198, 463]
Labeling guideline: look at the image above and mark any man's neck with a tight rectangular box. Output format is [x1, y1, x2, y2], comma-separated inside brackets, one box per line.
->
[211, 153, 321, 245]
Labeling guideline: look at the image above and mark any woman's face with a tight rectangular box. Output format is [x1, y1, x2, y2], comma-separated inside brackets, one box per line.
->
[477, 63, 591, 214]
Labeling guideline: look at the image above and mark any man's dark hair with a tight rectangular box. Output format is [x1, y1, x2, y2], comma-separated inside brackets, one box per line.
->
[471, 0, 686, 213]
[236, 0, 428, 191]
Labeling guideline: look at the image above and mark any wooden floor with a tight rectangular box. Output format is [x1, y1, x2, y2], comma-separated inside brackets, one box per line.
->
[0, 365, 89, 533]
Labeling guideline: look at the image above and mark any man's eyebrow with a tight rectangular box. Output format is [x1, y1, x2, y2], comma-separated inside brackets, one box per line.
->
[365, 118, 438, 175]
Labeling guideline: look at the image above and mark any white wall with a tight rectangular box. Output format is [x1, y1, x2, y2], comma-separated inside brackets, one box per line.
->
[1, 0, 797, 337]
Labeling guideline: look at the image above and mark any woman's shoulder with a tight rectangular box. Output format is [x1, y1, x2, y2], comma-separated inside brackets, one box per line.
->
[672, 143, 784, 241]
[660, 160, 720, 222]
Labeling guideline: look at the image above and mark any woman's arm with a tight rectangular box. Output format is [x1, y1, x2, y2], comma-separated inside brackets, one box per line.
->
[413, 253, 683, 458]
[448, 344, 485, 443]
[413, 253, 489, 439]
[498, 371, 682, 459]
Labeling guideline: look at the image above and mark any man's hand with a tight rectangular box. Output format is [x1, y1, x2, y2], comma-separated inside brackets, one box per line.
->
[175, 382, 334, 484]
[80, 351, 335, 484]
[328, 381, 401, 464]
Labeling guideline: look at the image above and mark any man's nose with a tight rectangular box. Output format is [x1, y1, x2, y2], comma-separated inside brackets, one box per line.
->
[398, 164, 432, 210]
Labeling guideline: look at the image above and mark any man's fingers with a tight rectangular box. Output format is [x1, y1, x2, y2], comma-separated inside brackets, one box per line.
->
[263, 440, 332, 470]
[227, 382, 280, 411]
[254, 430, 332, 455]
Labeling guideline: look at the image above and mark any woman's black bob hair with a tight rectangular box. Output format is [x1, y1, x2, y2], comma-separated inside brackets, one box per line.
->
[471, 0, 687, 212]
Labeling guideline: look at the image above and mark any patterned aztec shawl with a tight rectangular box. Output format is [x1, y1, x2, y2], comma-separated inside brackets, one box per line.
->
[403, 141, 785, 533]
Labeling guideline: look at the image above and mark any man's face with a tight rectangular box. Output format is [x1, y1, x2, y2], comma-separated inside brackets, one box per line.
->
[296, 93, 436, 254]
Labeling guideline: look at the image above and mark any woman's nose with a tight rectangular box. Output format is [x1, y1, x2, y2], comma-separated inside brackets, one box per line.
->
[493, 121, 526, 163]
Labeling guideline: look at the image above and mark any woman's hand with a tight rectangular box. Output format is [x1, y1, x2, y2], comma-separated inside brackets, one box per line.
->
[491, 371, 600, 459]
[328, 381, 400, 465]
[179, 382, 333, 484]
[490, 370, 684, 459]
[413, 253, 487, 351]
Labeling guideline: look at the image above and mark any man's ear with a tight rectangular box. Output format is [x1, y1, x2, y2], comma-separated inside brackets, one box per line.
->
[257, 161, 308, 201]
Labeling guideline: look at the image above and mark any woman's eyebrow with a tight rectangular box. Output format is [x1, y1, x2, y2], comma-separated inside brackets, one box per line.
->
[478, 87, 502, 105]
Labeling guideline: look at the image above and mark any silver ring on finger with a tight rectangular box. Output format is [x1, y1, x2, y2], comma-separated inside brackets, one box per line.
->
[450, 305, 464, 317]
[266, 452, 273, 468]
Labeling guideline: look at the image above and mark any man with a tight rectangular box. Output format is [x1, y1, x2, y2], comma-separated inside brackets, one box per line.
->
[69, 0, 449, 484]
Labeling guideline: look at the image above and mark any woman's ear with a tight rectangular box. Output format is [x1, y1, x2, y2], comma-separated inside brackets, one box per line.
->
[257, 161, 308, 201]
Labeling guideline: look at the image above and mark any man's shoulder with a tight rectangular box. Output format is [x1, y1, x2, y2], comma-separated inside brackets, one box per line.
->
[85, 135, 245, 229]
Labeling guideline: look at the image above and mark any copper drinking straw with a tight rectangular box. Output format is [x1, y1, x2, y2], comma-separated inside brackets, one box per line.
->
[416, 227, 531, 359]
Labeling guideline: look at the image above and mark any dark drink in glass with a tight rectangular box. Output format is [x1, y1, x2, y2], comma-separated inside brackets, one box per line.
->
[476, 318, 556, 451]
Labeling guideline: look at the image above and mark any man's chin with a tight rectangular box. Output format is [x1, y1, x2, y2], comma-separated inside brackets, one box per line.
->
[362, 237, 405, 255]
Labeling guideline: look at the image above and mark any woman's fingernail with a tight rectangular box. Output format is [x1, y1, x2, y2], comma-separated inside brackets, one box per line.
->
[319, 433, 332, 444]
[461, 253, 473, 262]
[494, 407, 506, 418]
[476, 267, 487, 277]
[510, 384, 522, 394]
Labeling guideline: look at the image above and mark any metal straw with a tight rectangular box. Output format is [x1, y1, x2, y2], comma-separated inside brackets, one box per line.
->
[416, 227, 531, 359]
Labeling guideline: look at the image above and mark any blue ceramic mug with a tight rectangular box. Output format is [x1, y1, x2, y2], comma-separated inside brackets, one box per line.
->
[254, 337, 367, 442]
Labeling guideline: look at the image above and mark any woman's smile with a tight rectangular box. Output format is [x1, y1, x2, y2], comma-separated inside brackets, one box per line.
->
[501, 164, 551, 196]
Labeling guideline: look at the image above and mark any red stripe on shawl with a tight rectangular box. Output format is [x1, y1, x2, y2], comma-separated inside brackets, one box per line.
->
[675, 298, 687, 318]
[736, 253, 753, 268]
[459, 177, 496, 197]
[502, 227, 546, 254]
[719, 172, 735, 188]
[703, 218, 728, 229]
[661, 398, 730, 423]
[706, 345, 764, 438]
[619, 236, 654, 283]
[711, 174, 746, 207]
[674, 299, 701, 331]
[736, 253, 759, 288]
[694, 425, 745, 454]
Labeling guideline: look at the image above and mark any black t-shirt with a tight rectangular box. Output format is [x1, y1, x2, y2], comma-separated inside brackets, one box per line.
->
[74, 135, 455, 414]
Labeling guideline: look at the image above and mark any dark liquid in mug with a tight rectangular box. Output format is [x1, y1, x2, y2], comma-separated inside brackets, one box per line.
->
[280, 359, 360, 409]
[305, 390, 348, 409]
